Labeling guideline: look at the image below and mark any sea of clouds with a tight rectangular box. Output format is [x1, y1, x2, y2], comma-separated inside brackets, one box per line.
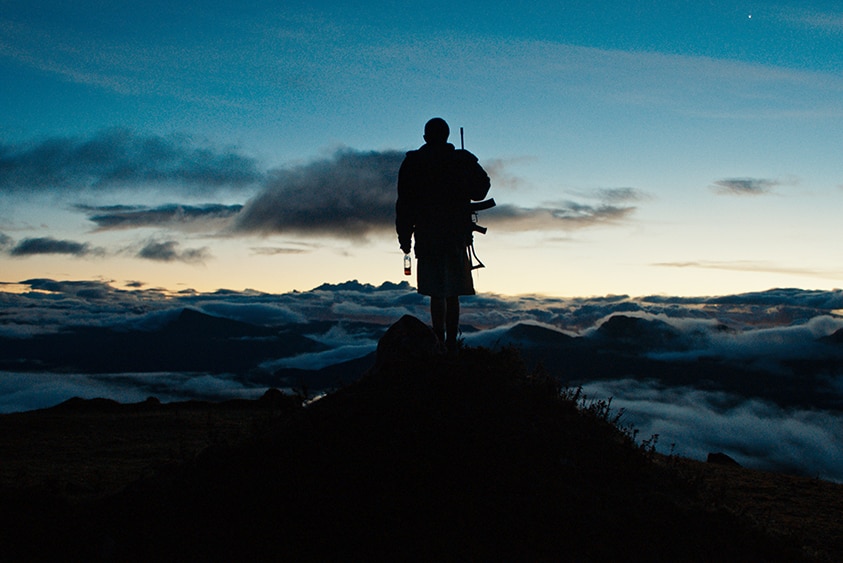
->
[2, 279, 843, 480]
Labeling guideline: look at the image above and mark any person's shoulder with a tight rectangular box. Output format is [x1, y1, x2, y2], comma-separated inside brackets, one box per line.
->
[401, 148, 422, 166]
[404, 143, 434, 158]
[453, 148, 479, 164]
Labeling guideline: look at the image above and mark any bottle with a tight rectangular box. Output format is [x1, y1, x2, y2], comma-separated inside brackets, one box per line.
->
[403, 254, 412, 276]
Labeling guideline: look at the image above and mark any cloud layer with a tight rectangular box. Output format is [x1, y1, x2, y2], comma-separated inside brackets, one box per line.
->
[582, 379, 843, 481]
[2, 279, 843, 480]
[2, 130, 649, 256]
[0, 128, 264, 195]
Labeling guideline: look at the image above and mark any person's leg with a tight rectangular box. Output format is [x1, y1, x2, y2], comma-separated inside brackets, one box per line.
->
[430, 296, 446, 343]
[445, 296, 460, 350]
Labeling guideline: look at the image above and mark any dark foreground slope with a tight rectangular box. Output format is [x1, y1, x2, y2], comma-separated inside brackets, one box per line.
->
[0, 317, 834, 561]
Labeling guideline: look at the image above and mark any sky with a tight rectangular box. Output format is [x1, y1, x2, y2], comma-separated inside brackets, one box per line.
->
[2, 1, 843, 298]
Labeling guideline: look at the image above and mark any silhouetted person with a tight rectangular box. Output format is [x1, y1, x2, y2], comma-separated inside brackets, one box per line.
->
[396, 118, 491, 352]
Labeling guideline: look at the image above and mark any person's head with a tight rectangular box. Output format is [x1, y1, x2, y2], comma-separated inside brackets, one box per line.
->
[423, 117, 450, 144]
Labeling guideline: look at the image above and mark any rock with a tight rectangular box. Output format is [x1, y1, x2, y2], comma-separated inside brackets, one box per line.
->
[259, 387, 300, 410]
[372, 314, 442, 370]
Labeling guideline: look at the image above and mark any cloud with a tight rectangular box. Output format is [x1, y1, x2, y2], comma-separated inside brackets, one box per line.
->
[483, 157, 533, 192]
[0, 372, 146, 414]
[1, 130, 642, 241]
[591, 187, 646, 204]
[647, 314, 843, 368]
[776, 8, 843, 33]
[711, 177, 779, 196]
[546, 200, 636, 225]
[21, 278, 120, 298]
[232, 148, 640, 238]
[0, 371, 267, 414]
[581, 379, 843, 481]
[644, 287, 843, 311]
[197, 301, 308, 326]
[264, 343, 375, 372]
[136, 240, 210, 264]
[0, 128, 264, 195]
[79, 203, 243, 231]
[4, 278, 843, 489]
[0, 233, 12, 251]
[250, 246, 312, 256]
[9, 237, 102, 257]
[232, 148, 404, 238]
[0, 279, 166, 336]
[653, 260, 843, 281]
[486, 188, 642, 232]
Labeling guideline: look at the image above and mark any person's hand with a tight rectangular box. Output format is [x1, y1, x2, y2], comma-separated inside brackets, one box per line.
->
[400, 243, 411, 254]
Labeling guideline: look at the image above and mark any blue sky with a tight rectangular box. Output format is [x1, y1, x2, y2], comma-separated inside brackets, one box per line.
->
[2, 1, 843, 297]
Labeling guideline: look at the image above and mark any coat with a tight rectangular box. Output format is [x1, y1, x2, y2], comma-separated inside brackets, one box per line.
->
[395, 142, 490, 258]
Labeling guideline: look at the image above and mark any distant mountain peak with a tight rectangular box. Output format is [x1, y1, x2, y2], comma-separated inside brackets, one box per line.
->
[165, 308, 275, 338]
[595, 314, 681, 350]
[311, 280, 413, 293]
[502, 322, 575, 347]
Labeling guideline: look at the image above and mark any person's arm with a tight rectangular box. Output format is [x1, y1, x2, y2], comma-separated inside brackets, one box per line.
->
[395, 156, 416, 254]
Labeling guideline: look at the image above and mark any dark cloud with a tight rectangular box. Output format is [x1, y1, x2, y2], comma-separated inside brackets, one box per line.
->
[137, 240, 210, 264]
[0, 233, 12, 251]
[250, 246, 311, 256]
[79, 203, 243, 231]
[486, 200, 637, 231]
[233, 148, 405, 237]
[20, 278, 117, 297]
[0, 128, 264, 195]
[4, 134, 642, 241]
[483, 187, 644, 232]
[10, 237, 101, 257]
[218, 148, 639, 238]
[711, 177, 778, 196]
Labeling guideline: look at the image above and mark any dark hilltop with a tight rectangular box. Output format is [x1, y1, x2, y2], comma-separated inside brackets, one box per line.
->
[1, 315, 842, 561]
